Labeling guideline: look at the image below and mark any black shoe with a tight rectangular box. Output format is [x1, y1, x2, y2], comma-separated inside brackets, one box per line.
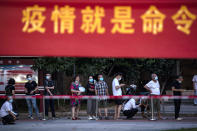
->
[2, 120, 7, 125]
[98, 116, 102, 120]
[8, 122, 15, 125]
[105, 117, 109, 120]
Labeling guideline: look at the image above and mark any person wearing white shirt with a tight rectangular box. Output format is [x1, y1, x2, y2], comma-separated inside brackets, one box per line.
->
[144, 73, 162, 119]
[0, 96, 16, 125]
[112, 73, 125, 120]
[123, 98, 140, 119]
[192, 75, 197, 105]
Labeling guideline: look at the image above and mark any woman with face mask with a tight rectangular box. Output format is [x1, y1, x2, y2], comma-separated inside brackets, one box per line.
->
[70, 75, 82, 120]
[86, 75, 97, 120]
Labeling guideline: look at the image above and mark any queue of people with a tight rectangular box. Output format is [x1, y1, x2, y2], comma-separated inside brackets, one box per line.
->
[0, 72, 196, 125]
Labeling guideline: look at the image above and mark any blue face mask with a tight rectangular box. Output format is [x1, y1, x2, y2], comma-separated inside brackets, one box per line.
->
[99, 77, 104, 81]
[27, 77, 32, 81]
[89, 78, 93, 83]
[9, 99, 13, 103]
[46, 76, 50, 80]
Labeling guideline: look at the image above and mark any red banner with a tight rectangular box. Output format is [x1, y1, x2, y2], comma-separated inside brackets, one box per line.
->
[0, 0, 197, 58]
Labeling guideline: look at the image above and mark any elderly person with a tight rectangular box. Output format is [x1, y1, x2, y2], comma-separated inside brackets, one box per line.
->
[144, 73, 162, 120]
[0, 96, 17, 125]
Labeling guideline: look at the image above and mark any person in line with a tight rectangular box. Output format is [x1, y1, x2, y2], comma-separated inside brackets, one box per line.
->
[44, 73, 56, 120]
[86, 75, 97, 120]
[123, 98, 141, 119]
[70, 75, 82, 120]
[5, 78, 15, 96]
[144, 73, 162, 120]
[0, 96, 17, 125]
[171, 75, 185, 120]
[112, 73, 125, 120]
[95, 74, 109, 120]
[24, 74, 40, 119]
[192, 75, 197, 106]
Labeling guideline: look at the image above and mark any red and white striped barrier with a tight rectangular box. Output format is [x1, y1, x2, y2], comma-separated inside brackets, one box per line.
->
[0, 95, 197, 99]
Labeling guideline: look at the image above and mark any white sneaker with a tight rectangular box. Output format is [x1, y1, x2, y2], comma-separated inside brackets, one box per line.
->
[176, 117, 183, 121]
[92, 116, 97, 120]
[88, 116, 93, 120]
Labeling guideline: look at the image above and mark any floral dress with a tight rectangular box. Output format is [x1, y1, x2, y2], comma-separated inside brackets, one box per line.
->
[70, 82, 80, 107]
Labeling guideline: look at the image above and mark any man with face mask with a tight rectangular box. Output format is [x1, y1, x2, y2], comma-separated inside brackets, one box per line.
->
[44, 73, 56, 119]
[24, 74, 40, 120]
[171, 75, 185, 120]
[95, 74, 109, 120]
[144, 73, 162, 120]
[112, 73, 125, 120]
[0, 96, 16, 125]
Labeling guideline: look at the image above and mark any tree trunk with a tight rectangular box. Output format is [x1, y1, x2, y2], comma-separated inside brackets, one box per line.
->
[55, 71, 65, 95]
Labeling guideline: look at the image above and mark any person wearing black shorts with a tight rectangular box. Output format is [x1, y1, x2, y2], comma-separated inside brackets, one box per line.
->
[112, 73, 125, 120]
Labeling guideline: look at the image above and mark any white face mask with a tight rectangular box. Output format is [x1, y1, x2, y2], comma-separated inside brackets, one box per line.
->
[178, 81, 182, 83]
[9, 99, 13, 103]
[75, 80, 79, 84]
[154, 76, 158, 80]
[118, 77, 122, 81]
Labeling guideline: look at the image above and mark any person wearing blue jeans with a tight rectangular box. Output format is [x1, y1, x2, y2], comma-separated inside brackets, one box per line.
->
[192, 75, 197, 105]
[25, 98, 40, 119]
[24, 74, 40, 119]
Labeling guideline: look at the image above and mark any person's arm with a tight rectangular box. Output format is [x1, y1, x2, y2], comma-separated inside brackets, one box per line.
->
[172, 86, 185, 92]
[106, 89, 109, 96]
[95, 89, 98, 95]
[105, 82, 109, 96]
[144, 85, 152, 93]
[131, 99, 140, 109]
[8, 111, 16, 120]
[12, 87, 15, 96]
[30, 82, 39, 94]
[95, 84, 98, 95]
[46, 86, 54, 90]
[24, 85, 28, 94]
[87, 84, 95, 92]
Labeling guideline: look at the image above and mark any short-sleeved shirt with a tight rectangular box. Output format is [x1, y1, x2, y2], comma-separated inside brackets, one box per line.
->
[5, 85, 15, 96]
[95, 81, 108, 96]
[70, 82, 80, 96]
[145, 80, 160, 95]
[112, 78, 122, 96]
[171, 80, 182, 96]
[0, 101, 13, 117]
[44, 79, 55, 96]
[25, 81, 37, 95]
[192, 75, 197, 89]
[86, 83, 95, 95]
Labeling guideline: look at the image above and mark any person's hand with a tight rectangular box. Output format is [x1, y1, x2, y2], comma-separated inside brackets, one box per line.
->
[13, 115, 16, 120]
[120, 84, 126, 87]
[182, 89, 186, 92]
[50, 93, 53, 96]
[30, 91, 34, 94]
[77, 92, 81, 95]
